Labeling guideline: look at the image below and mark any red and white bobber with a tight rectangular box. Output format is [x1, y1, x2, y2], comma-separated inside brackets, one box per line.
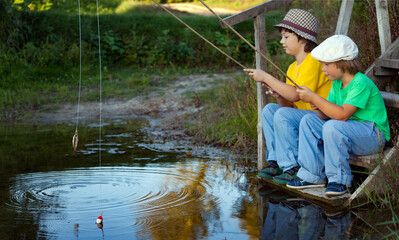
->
[96, 211, 103, 224]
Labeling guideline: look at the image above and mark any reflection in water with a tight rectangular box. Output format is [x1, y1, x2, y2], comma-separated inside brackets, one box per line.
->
[0, 120, 258, 239]
[260, 187, 351, 240]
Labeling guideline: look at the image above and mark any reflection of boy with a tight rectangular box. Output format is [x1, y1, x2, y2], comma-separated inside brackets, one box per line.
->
[245, 9, 331, 184]
[288, 35, 390, 196]
[262, 200, 350, 240]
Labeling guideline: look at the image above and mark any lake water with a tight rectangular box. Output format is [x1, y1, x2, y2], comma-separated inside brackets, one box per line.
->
[0, 117, 383, 239]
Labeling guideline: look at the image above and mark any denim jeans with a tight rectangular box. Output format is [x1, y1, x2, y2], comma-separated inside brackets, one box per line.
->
[261, 103, 315, 171]
[296, 113, 386, 186]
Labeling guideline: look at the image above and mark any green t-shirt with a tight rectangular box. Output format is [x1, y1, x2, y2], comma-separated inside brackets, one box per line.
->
[327, 72, 390, 141]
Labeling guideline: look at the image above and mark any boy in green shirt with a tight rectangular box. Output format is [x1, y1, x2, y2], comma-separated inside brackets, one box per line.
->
[286, 35, 390, 196]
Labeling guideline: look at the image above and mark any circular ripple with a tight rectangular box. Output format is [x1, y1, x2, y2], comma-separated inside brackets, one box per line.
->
[7, 166, 211, 238]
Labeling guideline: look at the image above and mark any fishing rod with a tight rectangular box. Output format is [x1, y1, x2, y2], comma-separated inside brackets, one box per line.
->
[151, 0, 246, 69]
[198, 0, 300, 88]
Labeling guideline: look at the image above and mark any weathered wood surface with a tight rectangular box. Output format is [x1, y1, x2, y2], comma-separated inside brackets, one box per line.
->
[376, 58, 399, 70]
[365, 35, 399, 92]
[349, 148, 392, 168]
[349, 143, 399, 205]
[335, 0, 354, 35]
[375, 0, 392, 53]
[259, 178, 349, 210]
[220, 0, 294, 28]
[373, 66, 397, 77]
[381, 91, 399, 108]
[254, 14, 268, 171]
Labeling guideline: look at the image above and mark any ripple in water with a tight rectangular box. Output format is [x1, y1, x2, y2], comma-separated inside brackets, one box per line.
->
[7, 166, 212, 239]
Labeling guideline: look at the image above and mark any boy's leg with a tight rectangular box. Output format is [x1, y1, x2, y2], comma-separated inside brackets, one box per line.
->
[272, 108, 313, 184]
[323, 120, 386, 187]
[259, 103, 283, 178]
[295, 113, 327, 184]
[261, 103, 281, 162]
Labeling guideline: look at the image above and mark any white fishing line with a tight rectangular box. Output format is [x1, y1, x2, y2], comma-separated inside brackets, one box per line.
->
[75, 0, 82, 130]
[96, 0, 103, 213]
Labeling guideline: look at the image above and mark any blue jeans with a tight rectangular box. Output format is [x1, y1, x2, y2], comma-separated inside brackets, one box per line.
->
[261, 103, 315, 171]
[262, 200, 328, 240]
[297, 114, 386, 186]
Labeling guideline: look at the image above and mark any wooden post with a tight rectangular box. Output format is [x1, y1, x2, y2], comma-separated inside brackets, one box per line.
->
[254, 14, 268, 170]
[220, 0, 294, 171]
[375, 0, 392, 53]
[335, 0, 354, 35]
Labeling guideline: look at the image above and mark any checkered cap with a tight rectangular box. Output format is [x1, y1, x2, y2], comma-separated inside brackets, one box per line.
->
[275, 9, 319, 44]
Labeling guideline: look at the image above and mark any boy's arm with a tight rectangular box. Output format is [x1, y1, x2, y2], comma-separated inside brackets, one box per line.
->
[244, 69, 299, 102]
[311, 104, 330, 120]
[297, 87, 357, 121]
[266, 87, 293, 107]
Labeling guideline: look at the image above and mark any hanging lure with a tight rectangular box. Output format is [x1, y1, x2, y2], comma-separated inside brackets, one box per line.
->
[72, 129, 79, 152]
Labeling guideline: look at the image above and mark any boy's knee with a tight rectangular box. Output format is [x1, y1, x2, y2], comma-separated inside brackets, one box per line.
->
[262, 103, 279, 118]
[322, 120, 343, 137]
[300, 114, 318, 126]
[273, 108, 288, 123]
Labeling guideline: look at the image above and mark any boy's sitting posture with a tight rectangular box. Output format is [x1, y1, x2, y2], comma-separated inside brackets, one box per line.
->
[287, 35, 390, 196]
[245, 9, 331, 185]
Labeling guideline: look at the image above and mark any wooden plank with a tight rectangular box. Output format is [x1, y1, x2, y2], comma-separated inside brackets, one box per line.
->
[348, 143, 399, 205]
[335, 0, 354, 35]
[375, 0, 392, 53]
[381, 91, 399, 108]
[349, 147, 392, 168]
[220, 0, 294, 28]
[259, 177, 349, 210]
[376, 58, 399, 69]
[254, 14, 269, 170]
[373, 66, 397, 76]
[365, 37, 399, 85]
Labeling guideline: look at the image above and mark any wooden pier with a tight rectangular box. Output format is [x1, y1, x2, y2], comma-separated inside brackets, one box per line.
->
[222, 0, 399, 207]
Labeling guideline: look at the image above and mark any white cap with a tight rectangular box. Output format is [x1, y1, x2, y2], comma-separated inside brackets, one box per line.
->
[311, 35, 358, 62]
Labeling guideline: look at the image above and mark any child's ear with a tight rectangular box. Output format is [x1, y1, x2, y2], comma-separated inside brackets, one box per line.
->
[298, 38, 307, 45]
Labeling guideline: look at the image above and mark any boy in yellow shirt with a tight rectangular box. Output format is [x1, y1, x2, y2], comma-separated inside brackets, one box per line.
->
[245, 9, 331, 184]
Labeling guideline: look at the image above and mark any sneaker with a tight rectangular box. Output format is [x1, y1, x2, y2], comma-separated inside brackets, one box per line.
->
[286, 177, 325, 189]
[325, 183, 348, 196]
[258, 161, 283, 179]
[273, 166, 300, 184]
[258, 185, 277, 196]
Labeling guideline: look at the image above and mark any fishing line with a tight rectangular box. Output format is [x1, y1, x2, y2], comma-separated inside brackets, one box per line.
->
[76, 0, 82, 130]
[151, 0, 246, 69]
[198, 0, 300, 88]
[96, 0, 104, 217]
[72, 0, 83, 153]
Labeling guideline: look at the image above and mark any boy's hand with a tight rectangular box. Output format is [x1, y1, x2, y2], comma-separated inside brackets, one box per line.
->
[310, 103, 319, 110]
[266, 87, 281, 99]
[296, 86, 315, 103]
[244, 68, 269, 83]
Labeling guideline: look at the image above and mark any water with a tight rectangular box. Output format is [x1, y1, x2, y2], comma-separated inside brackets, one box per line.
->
[0, 118, 259, 239]
[0, 118, 385, 239]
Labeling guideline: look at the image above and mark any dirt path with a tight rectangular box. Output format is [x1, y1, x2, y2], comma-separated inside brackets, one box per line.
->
[32, 73, 241, 154]
[34, 73, 236, 123]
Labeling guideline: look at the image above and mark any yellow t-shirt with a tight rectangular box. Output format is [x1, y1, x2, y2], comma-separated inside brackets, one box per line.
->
[286, 53, 332, 110]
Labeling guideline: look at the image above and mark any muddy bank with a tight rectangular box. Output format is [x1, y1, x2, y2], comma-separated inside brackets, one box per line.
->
[31, 72, 255, 161]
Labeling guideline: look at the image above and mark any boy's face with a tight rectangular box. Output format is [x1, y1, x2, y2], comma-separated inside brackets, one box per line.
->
[321, 62, 343, 81]
[280, 29, 304, 56]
